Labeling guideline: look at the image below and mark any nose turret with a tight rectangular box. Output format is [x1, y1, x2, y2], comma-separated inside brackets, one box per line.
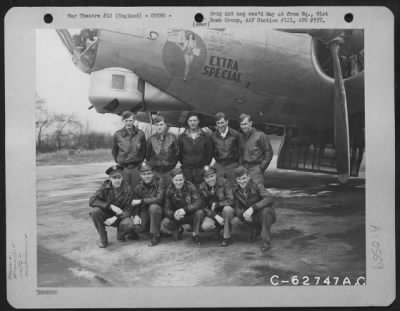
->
[56, 29, 99, 73]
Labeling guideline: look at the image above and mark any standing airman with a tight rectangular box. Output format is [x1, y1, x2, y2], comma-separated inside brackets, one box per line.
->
[112, 111, 146, 191]
[239, 113, 273, 186]
[146, 114, 179, 182]
[178, 112, 213, 185]
[211, 112, 241, 185]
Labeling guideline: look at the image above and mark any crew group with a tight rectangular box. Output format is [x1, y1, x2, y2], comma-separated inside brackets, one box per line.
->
[89, 111, 276, 252]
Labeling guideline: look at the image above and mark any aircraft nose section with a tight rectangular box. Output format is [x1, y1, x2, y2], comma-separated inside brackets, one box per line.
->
[56, 29, 98, 73]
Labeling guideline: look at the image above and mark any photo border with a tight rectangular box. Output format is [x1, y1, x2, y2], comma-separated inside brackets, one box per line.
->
[4, 4, 397, 308]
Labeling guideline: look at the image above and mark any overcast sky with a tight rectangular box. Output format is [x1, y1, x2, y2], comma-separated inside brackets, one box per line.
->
[36, 29, 121, 133]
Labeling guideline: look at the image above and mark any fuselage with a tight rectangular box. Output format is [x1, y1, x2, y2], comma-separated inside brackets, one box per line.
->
[72, 28, 364, 130]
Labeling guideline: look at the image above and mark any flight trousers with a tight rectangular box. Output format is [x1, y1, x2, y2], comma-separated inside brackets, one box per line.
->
[201, 205, 235, 239]
[182, 167, 203, 186]
[133, 204, 163, 237]
[213, 162, 239, 186]
[90, 207, 135, 244]
[232, 207, 276, 243]
[121, 165, 141, 192]
[244, 164, 265, 186]
[153, 169, 174, 185]
[161, 209, 205, 236]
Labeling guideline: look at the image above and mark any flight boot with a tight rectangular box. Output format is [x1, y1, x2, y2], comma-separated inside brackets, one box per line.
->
[97, 232, 108, 248]
[260, 241, 271, 252]
[176, 226, 184, 240]
[192, 234, 201, 245]
[148, 234, 161, 247]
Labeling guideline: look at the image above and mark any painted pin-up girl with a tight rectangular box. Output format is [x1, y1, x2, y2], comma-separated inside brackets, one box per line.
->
[178, 32, 200, 81]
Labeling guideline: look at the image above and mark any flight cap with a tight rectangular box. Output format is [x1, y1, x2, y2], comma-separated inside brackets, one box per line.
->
[139, 161, 153, 173]
[202, 165, 217, 178]
[106, 164, 124, 176]
[170, 167, 184, 178]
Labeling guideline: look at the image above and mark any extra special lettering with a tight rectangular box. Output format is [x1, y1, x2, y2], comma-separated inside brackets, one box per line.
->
[201, 55, 242, 83]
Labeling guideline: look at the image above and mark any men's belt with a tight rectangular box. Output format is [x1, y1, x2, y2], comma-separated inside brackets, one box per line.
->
[243, 162, 259, 168]
[123, 163, 139, 169]
[216, 160, 237, 166]
[153, 166, 174, 173]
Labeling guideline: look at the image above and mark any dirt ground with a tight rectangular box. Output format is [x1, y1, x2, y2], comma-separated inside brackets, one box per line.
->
[36, 155, 366, 287]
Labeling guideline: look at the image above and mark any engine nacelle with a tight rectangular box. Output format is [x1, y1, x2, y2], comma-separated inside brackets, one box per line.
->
[311, 30, 364, 81]
[88, 67, 190, 114]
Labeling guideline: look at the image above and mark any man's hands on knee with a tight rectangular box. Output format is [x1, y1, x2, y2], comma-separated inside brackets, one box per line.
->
[110, 204, 123, 215]
[174, 208, 186, 221]
[104, 216, 118, 226]
[243, 206, 254, 222]
[131, 215, 142, 225]
[214, 214, 225, 226]
[131, 199, 142, 206]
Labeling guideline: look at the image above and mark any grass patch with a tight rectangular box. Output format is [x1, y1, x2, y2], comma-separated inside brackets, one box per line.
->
[36, 149, 114, 166]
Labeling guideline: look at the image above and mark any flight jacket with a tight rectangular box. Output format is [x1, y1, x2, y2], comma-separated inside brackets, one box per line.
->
[133, 175, 166, 210]
[89, 180, 138, 217]
[211, 127, 241, 165]
[178, 129, 213, 169]
[199, 177, 234, 218]
[240, 127, 273, 170]
[164, 180, 203, 218]
[112, 126, 146, 167]
[233, 179, 273, 217]
[146, 130, 179, 172]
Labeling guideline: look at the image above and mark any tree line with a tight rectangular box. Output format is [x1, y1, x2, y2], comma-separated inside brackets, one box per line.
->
[35, 94, 113, 153]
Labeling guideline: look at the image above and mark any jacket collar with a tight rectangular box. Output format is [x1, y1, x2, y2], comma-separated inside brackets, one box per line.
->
[104, 180, 131, 193]
[137, 176, 159, 190]
[235, 179, 254, 192]
[121, 126, 138, 137]
[183, 128, 206, 138]
[200, 177, 225, 190]
[155, 128, 169, 140]
[216, 127, 233, 138]
[242, 127, 255, 138]
[171, 180, 191, 192]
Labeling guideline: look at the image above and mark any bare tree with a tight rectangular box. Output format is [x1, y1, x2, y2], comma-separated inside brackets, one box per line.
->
[35, 93, 51, 151]
[52, 113, 82, 150]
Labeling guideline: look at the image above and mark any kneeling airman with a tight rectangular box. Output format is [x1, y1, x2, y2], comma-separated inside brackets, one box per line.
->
[89, 165, 139, 248]
[160, 167, 205, 244]
[199, 165, 235, 246]
[232, 166, 276, 252]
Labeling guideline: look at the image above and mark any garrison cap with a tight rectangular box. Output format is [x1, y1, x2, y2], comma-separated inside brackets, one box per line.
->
[170, 167, 184, 178]
[105, 164, 124, 176]
[234, 165, 248, 178]
[139, 161, 153, 173]
[202, 165, 217, 178]
[153, 114, 165, 124]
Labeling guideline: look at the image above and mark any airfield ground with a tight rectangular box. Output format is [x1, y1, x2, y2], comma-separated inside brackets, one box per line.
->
[36, 137, 366, 287]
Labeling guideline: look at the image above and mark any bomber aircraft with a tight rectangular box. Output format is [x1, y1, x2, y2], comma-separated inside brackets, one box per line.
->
[56, 27, 364, 183]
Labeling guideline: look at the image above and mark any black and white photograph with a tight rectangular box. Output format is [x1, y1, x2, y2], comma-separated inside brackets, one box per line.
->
[5, 6, 395, 308]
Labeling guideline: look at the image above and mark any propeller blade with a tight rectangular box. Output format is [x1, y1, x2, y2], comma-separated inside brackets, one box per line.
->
[329, 41, 350, 182]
